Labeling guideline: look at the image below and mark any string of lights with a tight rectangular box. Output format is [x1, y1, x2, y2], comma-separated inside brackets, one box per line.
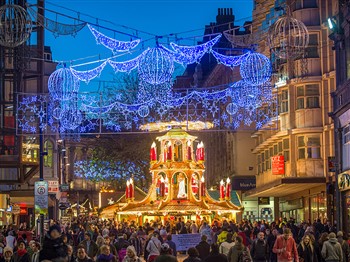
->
[211, 50, 251, 67]
[88, 24, 141, 54]
[70, 61, 108, 83]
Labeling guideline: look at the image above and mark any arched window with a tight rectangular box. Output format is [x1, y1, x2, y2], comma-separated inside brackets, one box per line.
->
[44, 140, 53, 167]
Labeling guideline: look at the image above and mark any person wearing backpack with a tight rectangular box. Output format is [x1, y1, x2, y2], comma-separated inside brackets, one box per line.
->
[227, 235, 252, 262]
[336, 231, 349, 262]
[250, 232, 269, 262]
[321, 232, 343, 262]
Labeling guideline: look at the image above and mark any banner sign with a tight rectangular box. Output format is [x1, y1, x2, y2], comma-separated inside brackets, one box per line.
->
[35, 181, 48, 215]
[258, 197, 270, 205]
[231, 176, 256, 191]
[271, 155, 285, 175]
[48, 180, 59, 193]
[172, 233, 201, 251]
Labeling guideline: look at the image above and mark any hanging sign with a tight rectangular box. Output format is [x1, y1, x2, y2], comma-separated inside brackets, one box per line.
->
[172, 233, 201, 251]
[271, 155, 285, 175]
[35, 181, 48, 215]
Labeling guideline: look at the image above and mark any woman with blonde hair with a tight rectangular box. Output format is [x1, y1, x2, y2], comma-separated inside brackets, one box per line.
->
[297, 234, 317, 262]
[96, 245, 118, 262]
[122, 246, 141, 262]
[96, 236, 105, 255]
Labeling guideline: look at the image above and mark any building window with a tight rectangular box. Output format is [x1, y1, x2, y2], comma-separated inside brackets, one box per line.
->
[44, 140, 53, 167]
[306, 34, 319, 58]
[298, 136, 321, 159]
[343, 125, 350, 170]
[293, 0, 318, 10]
[296, 84, 320, 109]
[283, 138, 290, 161]
[261, 152, 265, 172]
[279, 90, 288, 113]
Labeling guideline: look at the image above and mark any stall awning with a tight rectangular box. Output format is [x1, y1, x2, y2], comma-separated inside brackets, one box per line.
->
[243, 177, 326, 198]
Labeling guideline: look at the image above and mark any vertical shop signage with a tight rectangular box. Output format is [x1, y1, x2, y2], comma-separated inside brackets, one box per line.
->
[35, 181, 48, 215]
[271, 155, 285, 175]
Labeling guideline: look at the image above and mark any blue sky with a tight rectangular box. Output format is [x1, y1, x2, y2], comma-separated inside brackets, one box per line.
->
[43, 0, 253, 89]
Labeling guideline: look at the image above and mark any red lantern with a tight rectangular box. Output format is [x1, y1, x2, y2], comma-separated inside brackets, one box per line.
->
[220, 180, 225, 199]
[126, 180, 130, 199]
[166, 142, 172, 161]
[160, 177, 165, 197]
[187, 141, 192, 161]
[225, 178, 231, 199]
[129, 179, 134, 199]
[200, 176, 206, 197]
[150, 142, 157, 161]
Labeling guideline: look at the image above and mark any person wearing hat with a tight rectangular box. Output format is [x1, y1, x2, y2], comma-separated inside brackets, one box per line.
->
[0, 246, 13, 262]
[154, 243, 177, 262]
[321, 232, 343, 262]
[39, 224, 68, 262]
[337, 231, 349, 262]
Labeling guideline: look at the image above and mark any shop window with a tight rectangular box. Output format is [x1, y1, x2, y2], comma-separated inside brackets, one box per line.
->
[342, 125, 350, 170]
[44, 140, 53, 167]
[296, 84, 320, 110]
[22, 137, 39, 163]
[279, 90, 288, 113]
[298, 136, 321, 159]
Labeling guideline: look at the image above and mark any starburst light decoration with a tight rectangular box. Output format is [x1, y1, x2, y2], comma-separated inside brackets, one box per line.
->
[0, 4, 32, 48]
[48, 65, 80, 101]
[138, 47, 174, 85]
[240, 52, 272, 85]
[88, 24, 141, 54]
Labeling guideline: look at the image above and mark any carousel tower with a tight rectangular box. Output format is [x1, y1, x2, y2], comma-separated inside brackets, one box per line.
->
[118, 126, 241, 218]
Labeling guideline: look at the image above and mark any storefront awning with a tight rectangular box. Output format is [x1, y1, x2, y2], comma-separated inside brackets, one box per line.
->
[243, 177, 326, 198]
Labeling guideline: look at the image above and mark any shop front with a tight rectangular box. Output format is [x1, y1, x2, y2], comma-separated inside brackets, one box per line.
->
[338, 171, 350, 233]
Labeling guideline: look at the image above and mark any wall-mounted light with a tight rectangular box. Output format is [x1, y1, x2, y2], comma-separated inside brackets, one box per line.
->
[327, 17, 336, 30]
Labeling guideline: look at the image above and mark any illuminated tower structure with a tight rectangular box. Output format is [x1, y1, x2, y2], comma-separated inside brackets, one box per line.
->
[112, 127, 241, 221]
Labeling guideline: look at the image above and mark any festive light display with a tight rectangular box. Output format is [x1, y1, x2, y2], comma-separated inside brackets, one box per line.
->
[48, 66, 80, 101]
[211, 50, 250, 67]
[88, 24, 140, 54]
[108, 55, 141, 73]
[0, 4, 32, 48]
[70, 61, 108, 83]
[138, 47, 174, 85]
[239, 52, 272, 85]
[74, 159, 146, 182]
[17, 81, 277, 135]
[170, 34, 221, 63]
[267, 14, 309, 59]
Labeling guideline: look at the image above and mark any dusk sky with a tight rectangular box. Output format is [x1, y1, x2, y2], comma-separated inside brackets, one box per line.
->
[43, 0, 253, 88]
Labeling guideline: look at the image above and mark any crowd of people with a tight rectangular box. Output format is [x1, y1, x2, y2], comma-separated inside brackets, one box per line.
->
[0, 216, 348, 262]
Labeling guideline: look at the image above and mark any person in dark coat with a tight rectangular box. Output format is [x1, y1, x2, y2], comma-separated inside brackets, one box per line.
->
[183, 247, 202, 262]
[165, 234, 177, 257]
[297, 234, 317, 262]
[196, 235, 210, 260]
[204, 243, 227, 262]
[250, 232, 269, 262]
[96, 245, 118, 262]
[39, 224, 68, 262]
[11, 241, 29, 262]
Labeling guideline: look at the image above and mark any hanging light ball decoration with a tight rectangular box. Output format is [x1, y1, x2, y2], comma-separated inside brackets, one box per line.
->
[138, 47, 174, 85]
[267, 15, 309, 59]
[48, 66, 80, 101]
[240, 52, 272, 85]
[0, 4, 32, 48]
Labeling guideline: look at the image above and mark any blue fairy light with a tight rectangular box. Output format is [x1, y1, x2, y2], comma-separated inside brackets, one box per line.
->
[70, 61, 108, 83]
[211, 50, 250, 67]
[48, 66, 80, 101]
[137, 105, 150, 118]
[88, 24, 141, 54]
[240, 52, 272, 85]
[108, 55, 141, 73]
[170, 34, 221, 63]
[138, 47, 174, 85]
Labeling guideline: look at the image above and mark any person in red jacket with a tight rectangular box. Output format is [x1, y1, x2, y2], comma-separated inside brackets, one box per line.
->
[273, 228, 299, 262]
